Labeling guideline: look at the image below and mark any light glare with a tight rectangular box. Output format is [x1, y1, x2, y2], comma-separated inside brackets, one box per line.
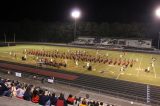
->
[71, 10, 80, 18]
[155, 7, 160, 17]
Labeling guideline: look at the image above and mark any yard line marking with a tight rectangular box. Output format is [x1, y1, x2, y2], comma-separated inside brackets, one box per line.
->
[151, 55, 157, 78]
[153, 66, 157, 78]
[136, 55, 143, 77]
[152, 55, 156, 78]
[150, 54, 156, 78]
[116, 72, 121, 80]
[116, 53, 135, 80]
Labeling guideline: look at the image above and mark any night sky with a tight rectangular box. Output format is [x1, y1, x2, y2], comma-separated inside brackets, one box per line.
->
[0, 0, 160, 23]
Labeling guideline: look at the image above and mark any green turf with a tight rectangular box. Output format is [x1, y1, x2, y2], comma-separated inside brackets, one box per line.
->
[0, 44, 160, 86]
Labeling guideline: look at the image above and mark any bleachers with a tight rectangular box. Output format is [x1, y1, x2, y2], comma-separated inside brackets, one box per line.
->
[72, 37, 96, 45]
[0, 76, 114, 106]
[71, 37, 153, 50]
[100, 38, 111, 46]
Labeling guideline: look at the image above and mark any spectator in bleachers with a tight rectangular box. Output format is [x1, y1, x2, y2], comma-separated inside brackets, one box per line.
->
[66, 94, 75, 105]
[44, 90, 51, 106]
[85, 94, 90, 105]
[31, 88, 39, 103]
[16, 85, 25, 99]
[0, 82, 9, 96]
[2, 80, 11, 97]
[30, 85, 34, 92]
[95, 101, 99, 106]
[0, 84, 3, 96]
[89, 101, 95, 106]
[74, 96, 78, 104]
[99, 102, 104, 106]
[56, 93, 67, 106]
[23, 86, 32, 101]
[92, 101, 96, 105]
[39, 90, 51, 106]
[14, 80, 20, 87]
[0, 77, 111, 106]
[79, 99, 87, 106]
[39, 90, 45, 105]
[0, 77, 2, 83]
[50, 93, 57, 106]
[11, 83, 17, 97]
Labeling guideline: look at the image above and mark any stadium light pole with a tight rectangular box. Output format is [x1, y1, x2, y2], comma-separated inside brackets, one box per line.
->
[71, 9, 81, 41]
[4, 32, 6, 43]
[14, 33, 16, 43]
[155, 7, 160, 49]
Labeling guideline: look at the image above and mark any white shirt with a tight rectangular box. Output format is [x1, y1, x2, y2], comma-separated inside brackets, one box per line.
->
[16, 88, 25, 97]
[76, 61, 79, 66]
[87, 62, 90, 67]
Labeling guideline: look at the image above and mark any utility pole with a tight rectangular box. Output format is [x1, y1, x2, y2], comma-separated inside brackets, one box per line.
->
[74, 18, 77, 41]
[71, 9, 80, 41]
[4, 32, 6, 43]
[158, 32, 160, 49]
[14, 33, 15, 43]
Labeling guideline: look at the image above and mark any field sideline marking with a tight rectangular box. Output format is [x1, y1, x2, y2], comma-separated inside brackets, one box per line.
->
[136, 55, 143, 77]
[116, 72, 121, 80]
[150, 54, 156, 78]
[153, 67, 156, 78]
[116, 54, 135, 80]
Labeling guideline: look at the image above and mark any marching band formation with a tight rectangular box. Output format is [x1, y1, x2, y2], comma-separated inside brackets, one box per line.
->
[21, 49, 136, 71]
[8, 48, 157, 73]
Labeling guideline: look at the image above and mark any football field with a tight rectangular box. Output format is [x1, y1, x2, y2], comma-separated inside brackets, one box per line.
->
[0, 44, 160, 86]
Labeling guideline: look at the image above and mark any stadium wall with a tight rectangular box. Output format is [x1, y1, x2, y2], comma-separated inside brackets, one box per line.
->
[0, 42, 16, 47]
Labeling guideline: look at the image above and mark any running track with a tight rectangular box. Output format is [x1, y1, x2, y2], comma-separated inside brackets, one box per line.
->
[0, 62, 79, 80]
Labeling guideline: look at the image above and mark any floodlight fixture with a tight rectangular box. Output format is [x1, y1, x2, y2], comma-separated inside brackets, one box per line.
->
[71, 9, 81, 19]
[155, 7, 160, 17]
[71, 9, 81, 41]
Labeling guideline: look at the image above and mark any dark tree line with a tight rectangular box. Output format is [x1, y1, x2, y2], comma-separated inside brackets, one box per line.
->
[0, 19, 159, 45]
